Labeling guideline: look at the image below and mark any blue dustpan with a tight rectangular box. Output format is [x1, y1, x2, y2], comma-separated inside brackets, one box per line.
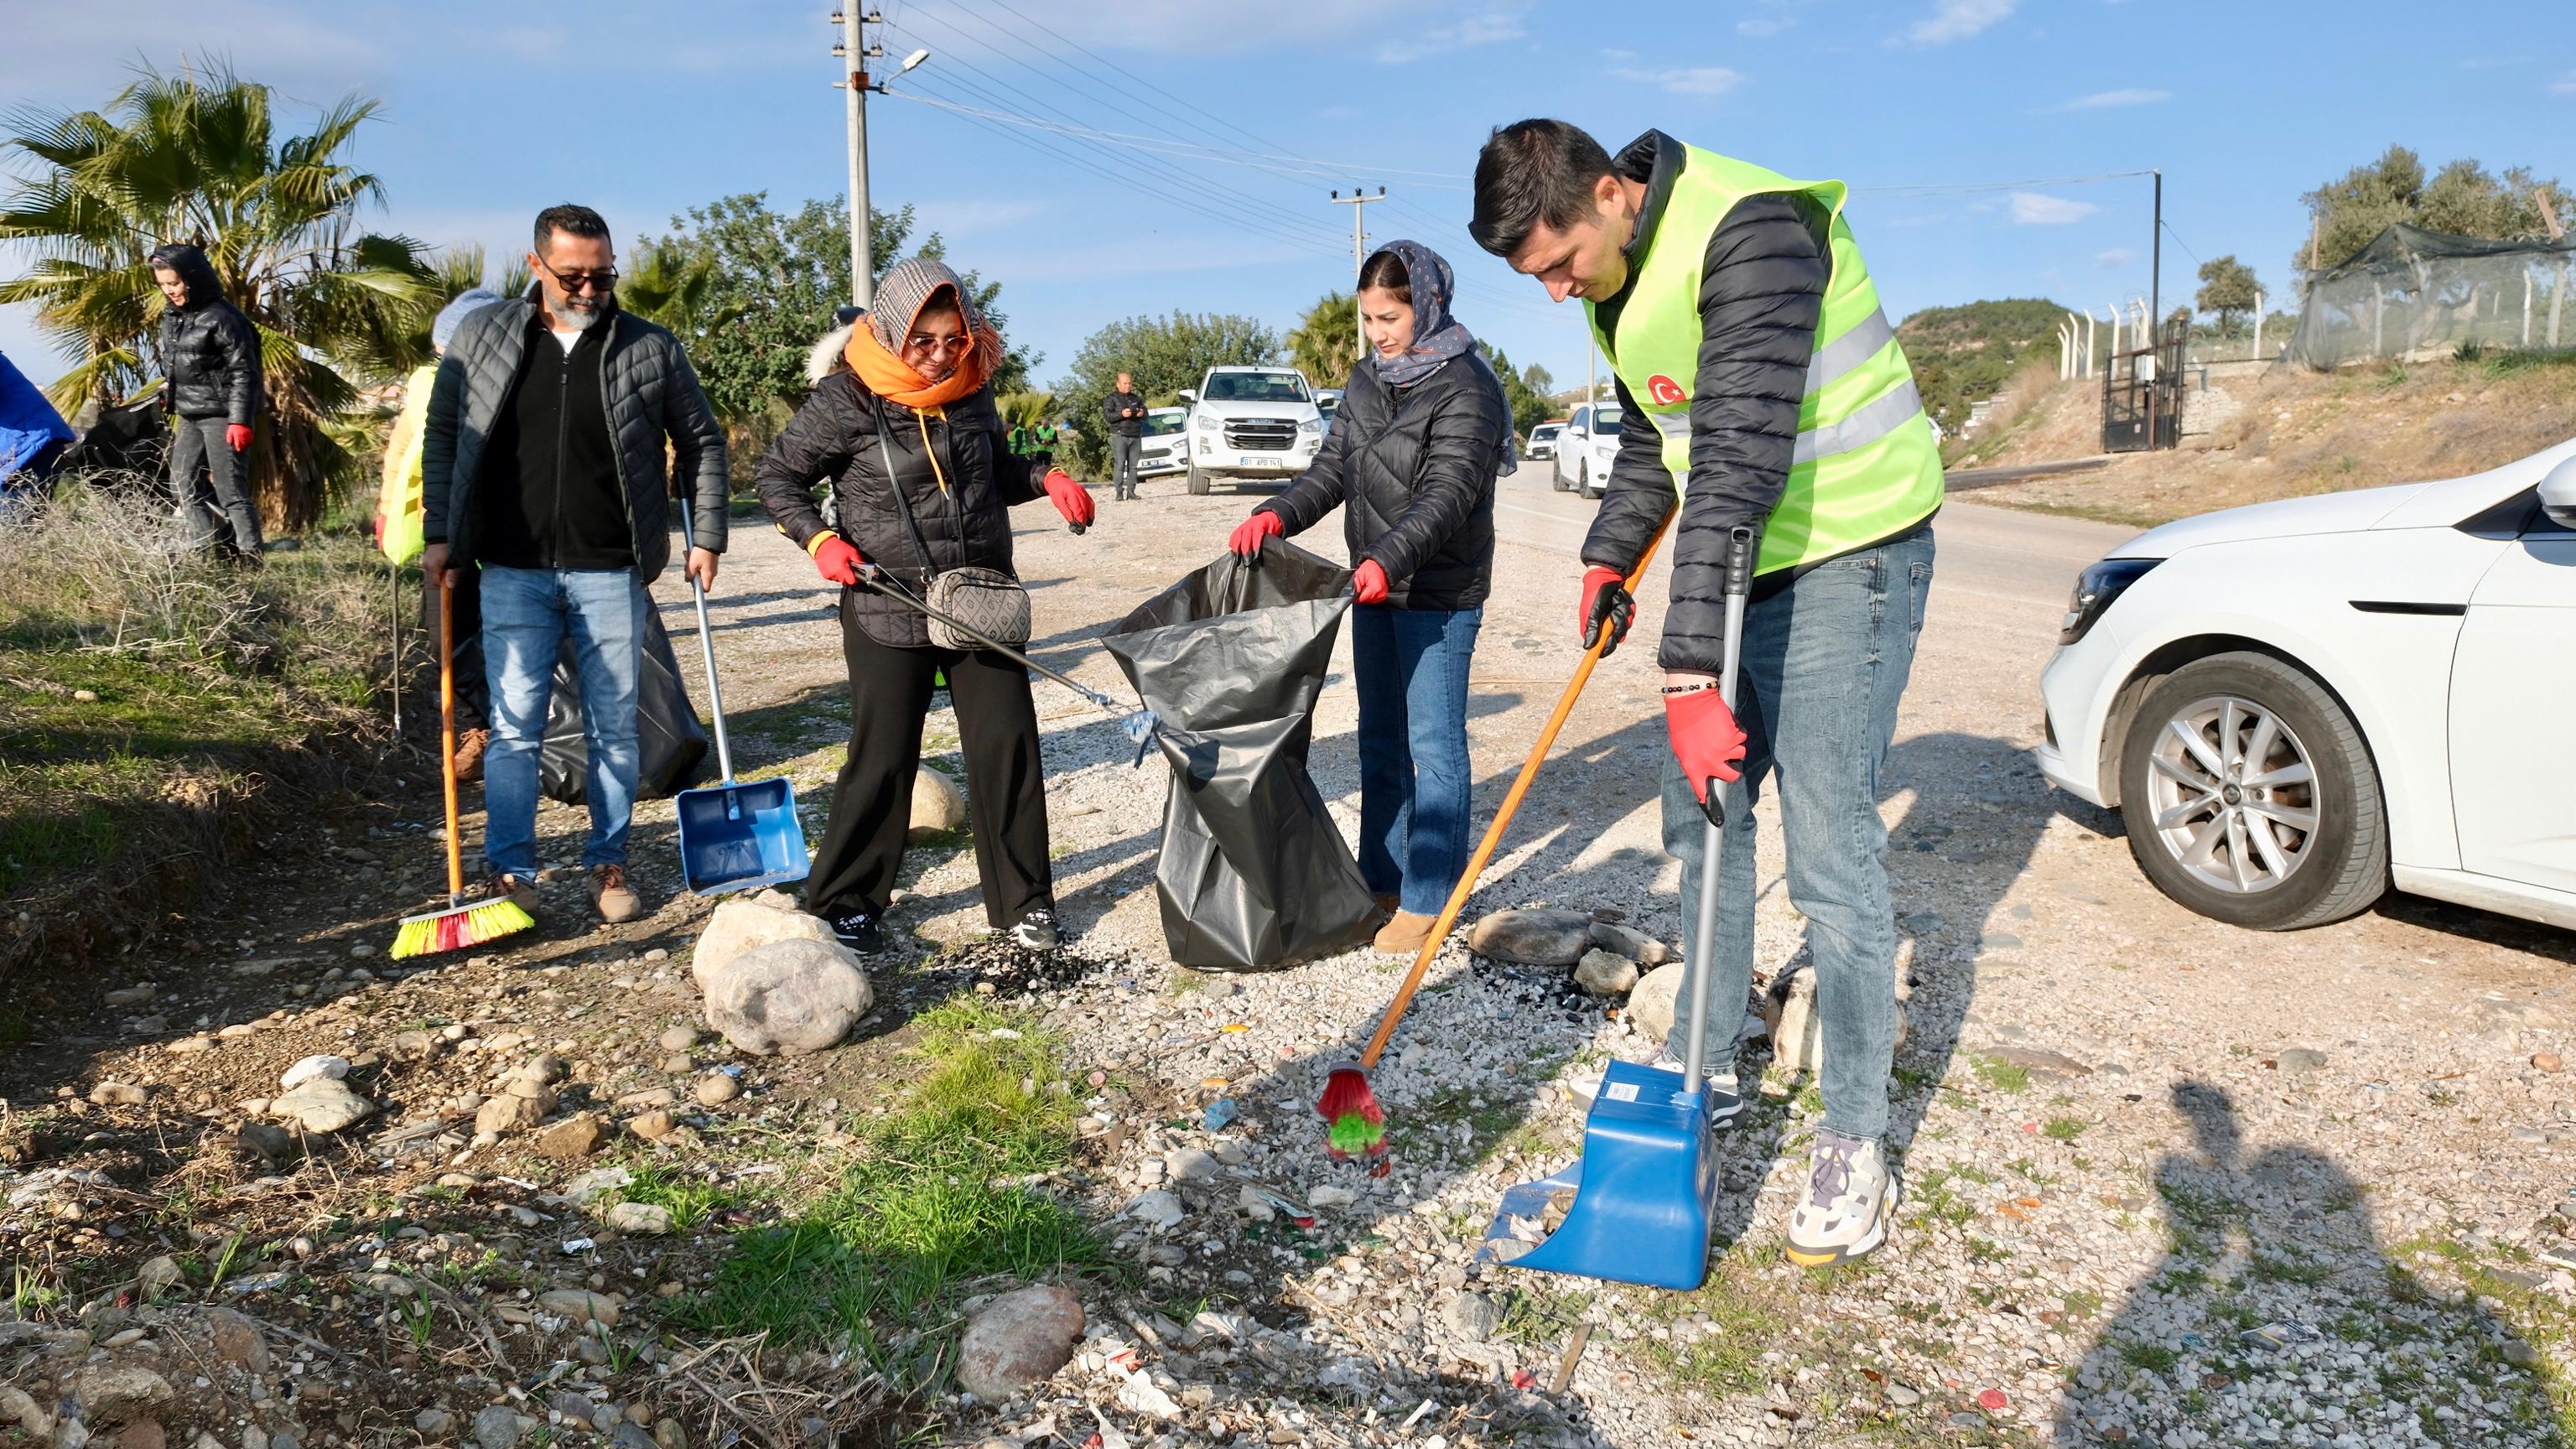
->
[673, 509, 811, 896]
[1478, 526, 1758, 1292]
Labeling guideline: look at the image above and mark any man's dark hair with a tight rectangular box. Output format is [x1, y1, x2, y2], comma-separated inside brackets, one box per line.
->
[1468, 119, 1617, 258]
[533, 203, 610, 253]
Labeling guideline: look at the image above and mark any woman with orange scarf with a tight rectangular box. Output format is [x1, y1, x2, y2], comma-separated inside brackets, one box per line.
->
[754, 257, 1095, 954]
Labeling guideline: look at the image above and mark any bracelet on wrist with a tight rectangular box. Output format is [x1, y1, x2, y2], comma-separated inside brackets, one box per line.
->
[1659, 682, 1718, 696]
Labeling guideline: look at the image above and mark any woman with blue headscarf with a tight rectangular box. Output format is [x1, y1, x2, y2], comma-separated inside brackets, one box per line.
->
[1224, 240, 1514, 954]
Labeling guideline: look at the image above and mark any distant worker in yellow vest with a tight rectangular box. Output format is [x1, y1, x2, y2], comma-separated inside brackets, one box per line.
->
[1472, 121, 1941, 1269]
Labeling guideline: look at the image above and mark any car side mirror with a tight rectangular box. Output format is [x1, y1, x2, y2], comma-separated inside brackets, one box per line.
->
[1177, 389, 1197, 403]
[2542, 455, 2576, 530]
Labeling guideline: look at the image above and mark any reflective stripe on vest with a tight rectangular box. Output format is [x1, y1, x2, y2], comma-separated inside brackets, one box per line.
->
[1588, 143, 1944, 575]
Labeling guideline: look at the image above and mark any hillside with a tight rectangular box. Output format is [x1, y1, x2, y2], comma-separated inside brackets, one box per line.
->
[1897, 298, 2070, 436]
[1954, 352, 2576, 529]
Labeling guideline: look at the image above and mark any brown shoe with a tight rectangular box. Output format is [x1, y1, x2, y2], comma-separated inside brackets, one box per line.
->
[1372, 911, 1438, 955]
[588, 865, 644, 924]
[1372, 894, 1401, 919]
[451, 727, 491, 782]
[475, 872, 538, 917]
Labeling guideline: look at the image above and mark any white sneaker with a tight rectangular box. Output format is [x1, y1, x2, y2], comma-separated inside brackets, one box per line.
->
[1784, 1129, 1898, 1267]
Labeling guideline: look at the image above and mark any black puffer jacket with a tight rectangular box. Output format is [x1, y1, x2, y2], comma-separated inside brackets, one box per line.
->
[755, 371, 1046, 647]
[1256, 351, 1509, 611]
[150, 245, 260, 424]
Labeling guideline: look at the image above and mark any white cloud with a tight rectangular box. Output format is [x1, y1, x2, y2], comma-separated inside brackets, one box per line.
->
[1600, 46, 1640, 61]
[1897, 0, 2018, 45]
[2096, 247, 2137, 267]
[2059, 87, 2169, 110]
[1376, 9, 1527, 64]
[1739, 16, 1796, 36]
[2555, 70, 2576, 95]
[1611, 65, 1746, 96]
[0, 0, 384, 108]
[2011, 191, 2098, 225]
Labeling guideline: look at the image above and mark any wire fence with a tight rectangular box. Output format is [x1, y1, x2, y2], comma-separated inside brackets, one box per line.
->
[2288, 224, 2576, 371]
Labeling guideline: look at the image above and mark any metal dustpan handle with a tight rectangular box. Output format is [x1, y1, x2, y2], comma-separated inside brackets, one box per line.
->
[676, 503, 739, 791]
[1680, 524, 1757, 1101]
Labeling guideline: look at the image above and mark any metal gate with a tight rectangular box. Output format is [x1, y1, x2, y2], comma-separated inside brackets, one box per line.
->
[2103, 318, 2188, 452]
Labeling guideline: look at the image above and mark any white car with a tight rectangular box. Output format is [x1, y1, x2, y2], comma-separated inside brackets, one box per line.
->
[1180, 366, 1324, 495]
[1526, 420, 1565, 462]
[1138, 406, 1191, 478]
[2036, 439, 2576, 932]
[1551, 402, 1623, 498]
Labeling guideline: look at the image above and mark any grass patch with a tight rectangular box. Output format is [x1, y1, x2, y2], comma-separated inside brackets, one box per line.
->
[673, 1000, 1101, 1386]
[1971, 1055, 2030, 1093]
[2042, 1117, 2086, 1142]
[2116, 1340, 2179, 1374]
[1497, 1284, 1592, 1348]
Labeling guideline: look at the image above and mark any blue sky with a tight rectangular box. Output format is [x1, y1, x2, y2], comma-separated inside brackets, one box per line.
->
[5, 0, 2571, 398]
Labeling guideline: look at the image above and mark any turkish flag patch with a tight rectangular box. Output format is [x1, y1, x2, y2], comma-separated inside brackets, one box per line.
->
[1646, 374, 1686, 406]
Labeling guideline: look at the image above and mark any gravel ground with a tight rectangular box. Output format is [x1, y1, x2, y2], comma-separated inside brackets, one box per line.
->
[4, 468, 2570, 1449]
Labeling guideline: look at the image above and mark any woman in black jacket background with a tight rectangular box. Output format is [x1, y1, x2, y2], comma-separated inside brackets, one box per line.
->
[756, 257, 1095, 953]
[1224, 240, 1512, 954]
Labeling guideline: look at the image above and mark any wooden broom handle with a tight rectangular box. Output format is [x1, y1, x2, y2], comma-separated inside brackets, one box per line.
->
[1356, 512, 1675, 1070]
[439, 574, 464, 904]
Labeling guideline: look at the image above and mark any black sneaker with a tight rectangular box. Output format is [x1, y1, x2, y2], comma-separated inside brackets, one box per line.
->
[1010, 909, 1062, 951]
[824, 911, 883, 953]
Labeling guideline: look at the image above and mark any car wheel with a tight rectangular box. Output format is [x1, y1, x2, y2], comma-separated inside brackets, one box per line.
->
[1187, 465, 1209, 496]
[2116, 651, 2388, 930]
[1552, 460, 1570, 492]
[1582, 463, 1602, 500]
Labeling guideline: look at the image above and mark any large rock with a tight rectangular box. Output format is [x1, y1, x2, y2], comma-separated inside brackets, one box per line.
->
[1465, 908, 1594, 968]
[1573, 948, 1639, 996]
[68, 1365, 174, 1420]
[1764, 964, 1908, 1075]
[1588, 921, 1673, 968]
[536, 1114, 604, 1161]
[270, 1078, 376, 1135]
[1629, 963, 1683, 1045]
[910, 767, 968, 841]
[955, 1285, 1084, 1401]
[701, 939, 873, 1057]
[691, 898, 852, 992]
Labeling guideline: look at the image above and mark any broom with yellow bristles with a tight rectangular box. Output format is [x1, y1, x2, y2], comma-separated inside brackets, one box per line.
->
[392, 574, 534, 958]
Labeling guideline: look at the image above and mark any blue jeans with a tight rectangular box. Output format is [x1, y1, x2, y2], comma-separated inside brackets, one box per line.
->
[1352, 604, 1483, 917]
[479, 565, 647, 878]
[1662, 526, 1934, 1143]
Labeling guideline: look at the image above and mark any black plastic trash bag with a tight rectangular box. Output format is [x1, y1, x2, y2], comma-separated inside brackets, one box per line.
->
[1104, 539, 1379, 971]
[540, 606, 714, 805]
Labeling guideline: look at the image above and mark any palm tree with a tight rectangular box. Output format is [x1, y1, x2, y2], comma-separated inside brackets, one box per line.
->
[995, 390, 1057, 433]
[1288, 290, 1359, 388]
[0, 65, 436, 529]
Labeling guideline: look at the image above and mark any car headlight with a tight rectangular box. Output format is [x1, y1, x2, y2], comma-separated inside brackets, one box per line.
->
[1196, 413, 1218, 430]
[1300, 418, 1322, 434]
[2059, 558, 2159, 645]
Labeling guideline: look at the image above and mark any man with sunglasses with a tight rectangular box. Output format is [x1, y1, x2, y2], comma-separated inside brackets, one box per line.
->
[421, 203, 729, 927]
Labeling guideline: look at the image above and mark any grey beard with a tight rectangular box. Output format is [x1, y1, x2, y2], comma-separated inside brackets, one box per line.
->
[554, 296, 605, 330]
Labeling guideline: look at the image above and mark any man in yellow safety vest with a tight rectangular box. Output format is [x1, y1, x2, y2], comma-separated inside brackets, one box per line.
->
[1472, 119, 1942, 1268]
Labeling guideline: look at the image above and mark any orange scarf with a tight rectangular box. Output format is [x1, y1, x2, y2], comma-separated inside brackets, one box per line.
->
[843, 314, 992, 408]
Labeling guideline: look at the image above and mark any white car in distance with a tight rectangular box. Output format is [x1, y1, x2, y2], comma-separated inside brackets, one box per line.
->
[1138, 406, 1191, 479]
[1551, 402, 1623, 497]
[1526, 420, 1564, 462]
[1181, 366, 1323, 495]
[2036, 439, 2576, 932]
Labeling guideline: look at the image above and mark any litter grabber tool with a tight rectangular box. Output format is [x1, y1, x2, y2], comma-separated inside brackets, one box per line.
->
[391, 574, 536, 958]
[673, 506, 813, 896]
[1476, 523, 1756, 1291]
[1318, 514, 1675, 1162]
[855, 566, 1161, 765]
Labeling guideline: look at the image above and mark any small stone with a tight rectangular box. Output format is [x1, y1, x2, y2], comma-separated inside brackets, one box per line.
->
[1165, 1148, 1221, 1182]
[538, 1289, 621, 1326]
[205, 1308, 266, 1370]
[909, 766, 969, 840]
[1587, 921, 1670, 966]
[1629, 963, 1683, 1044]
[388, 1030, 440, 1062]
[658, 1026, 699, 1053]
[1465, 908, 1595, 967]
[1128, 1190, 1185, 1229]
[1888, 1383, 1922, 1407]
[103, 984, 156, 1008]
[2277, 1048, 2329, 1073]
[606, 1202, 672, 1235]
[0, 1387, 51, 1439]
[629, 1109, 675, 1141]
[474, 1405, 529, 1449]
[954, 1285, 1084, 1400]
[278, 1054, 352, 1090]
[235, 1121, 299, 1163]
[137, 1254, 184, 1300]
[1441, 1291, 1501, 1343]
[694, 1072, 741, 1106]
[271, 1077, 377, 1134]
[88, 1082, 148, 1107]
[2504, 1341, 2540, 1367]
[69, 1366, 174, 1419]
[476, 1092, 547, 1137]
[2534, 1052, 2563, 1073]
[536, 1114, 605, 1161]
[165, 1035, 212, 1054]
[564, 1166, 634, 1204]
[653, 1418, 688, 1449]
[415, 1409, 454, 1436]
[1573, 948, 1639, 996]
[72, 688, 98, 702]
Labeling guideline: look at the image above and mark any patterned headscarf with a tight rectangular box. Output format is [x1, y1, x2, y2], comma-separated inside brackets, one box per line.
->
[843, 256, 1004, 408]
[1364, 239, 1477, 388]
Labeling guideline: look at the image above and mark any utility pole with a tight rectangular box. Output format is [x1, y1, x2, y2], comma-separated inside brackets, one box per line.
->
[831, 8, 882, 308]
[2148, 169, 2163, 449]
[1330, 187, 1386, 360]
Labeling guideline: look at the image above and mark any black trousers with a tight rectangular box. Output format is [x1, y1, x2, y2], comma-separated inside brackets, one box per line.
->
[804, 594, 1055, 927]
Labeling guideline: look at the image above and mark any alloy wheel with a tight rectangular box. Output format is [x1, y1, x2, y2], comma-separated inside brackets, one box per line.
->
[2142, 693, 2320, 895]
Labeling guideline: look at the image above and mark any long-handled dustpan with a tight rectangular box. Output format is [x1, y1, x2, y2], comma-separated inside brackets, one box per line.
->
[1479, 524, 1757, 1291]
[673, 507, 812, 896]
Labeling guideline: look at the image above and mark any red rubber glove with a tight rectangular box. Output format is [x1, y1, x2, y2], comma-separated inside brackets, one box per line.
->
[226, 423, 252, 452]
[1666, 685, 1749, 802]
[1042, 469, 1094, 527]
[1352, 558, 1390, 605]
[1228, 510, 1285, 558]
[1577, 565, 1633, 657]
[811, 533, 867, 587]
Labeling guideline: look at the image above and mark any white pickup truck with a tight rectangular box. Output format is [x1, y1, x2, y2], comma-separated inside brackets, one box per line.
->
[1180, 365, 1324, 495]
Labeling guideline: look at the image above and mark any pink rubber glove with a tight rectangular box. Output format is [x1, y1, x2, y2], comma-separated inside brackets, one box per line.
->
[1228, 511, 1285, 558]
[226, 423, 252, 452]
[1042, 469, 1094, 527]
[1352, 559, 1390, 605]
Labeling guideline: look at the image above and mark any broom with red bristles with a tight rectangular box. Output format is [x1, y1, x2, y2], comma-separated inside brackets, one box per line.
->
[1320, 517, 1674, 1161]
[391, 574, 535, 959]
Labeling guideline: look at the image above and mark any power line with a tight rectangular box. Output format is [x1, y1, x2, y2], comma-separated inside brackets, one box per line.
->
[1848, 169, 2159, 197]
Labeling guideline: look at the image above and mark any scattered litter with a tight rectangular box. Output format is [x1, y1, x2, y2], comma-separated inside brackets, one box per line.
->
[2241, 1322, 2322, 1349]
[1509, 1368, 1536, 1390]
[1400, 1400, 1437, 1432]
[1221, 1023, 1249, 1034]
[989, 1027, 1024, 1041]
[1114, 1368, 1182, 1420]
[1201, 1098, 1239, 1132]
[1976, 1389, 2009, 1411]
[558, 1237, 596, 1254]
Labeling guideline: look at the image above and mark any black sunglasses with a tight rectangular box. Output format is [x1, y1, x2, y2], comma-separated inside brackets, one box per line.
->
[538, 257, 618, 293]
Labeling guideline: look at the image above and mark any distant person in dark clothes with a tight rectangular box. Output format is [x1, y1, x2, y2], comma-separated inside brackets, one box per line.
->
[1104, 371, 1145, 501]
[755, 257, 1097, 956]
[1223, 240, 1510, 957]
[148, 242, 264, 560]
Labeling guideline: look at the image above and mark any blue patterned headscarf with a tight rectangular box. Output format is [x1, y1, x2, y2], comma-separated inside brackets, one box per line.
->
[1363, 239, 1477, 389]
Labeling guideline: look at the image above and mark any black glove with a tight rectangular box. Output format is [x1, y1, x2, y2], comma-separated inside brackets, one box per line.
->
[1578, 565, 1635, 658]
